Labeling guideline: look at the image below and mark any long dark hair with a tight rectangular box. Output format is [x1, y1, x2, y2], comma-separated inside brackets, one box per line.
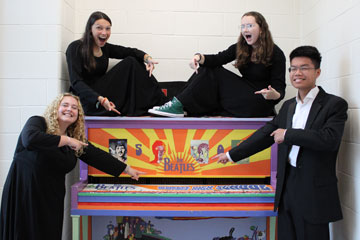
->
[235, 11, 274, 68]
[81, 11, 112, 71]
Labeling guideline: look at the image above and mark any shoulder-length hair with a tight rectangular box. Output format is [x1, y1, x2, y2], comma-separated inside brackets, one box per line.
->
[43, 93, 87, 157]
[235, 11, 274, 68]
[81, 11, 112, 71]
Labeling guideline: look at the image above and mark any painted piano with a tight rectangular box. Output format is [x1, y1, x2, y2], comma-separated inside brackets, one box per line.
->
[71, 117, 278, 240]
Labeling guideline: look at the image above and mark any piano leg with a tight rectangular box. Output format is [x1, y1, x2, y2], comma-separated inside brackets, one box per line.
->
[72, 215, 80, 240]
[269, 216, 277, 240]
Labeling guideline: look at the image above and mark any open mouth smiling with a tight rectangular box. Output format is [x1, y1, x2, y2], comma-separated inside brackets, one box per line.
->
[63, 112, 73, 117]
[98, 36, 107, 44]
[293, 78, 305, 83]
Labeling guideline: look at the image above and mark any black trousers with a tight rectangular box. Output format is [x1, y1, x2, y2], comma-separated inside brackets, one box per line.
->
[277, 164, 330, 240]
[177, 66, 275, 117]
[84, 57, 168, 116]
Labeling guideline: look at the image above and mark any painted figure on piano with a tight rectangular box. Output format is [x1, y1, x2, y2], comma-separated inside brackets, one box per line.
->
[110, 139, 127, 163]
[151, 140, 167, 164]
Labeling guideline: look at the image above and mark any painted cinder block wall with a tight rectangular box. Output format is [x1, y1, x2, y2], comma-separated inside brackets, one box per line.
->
[300, 0, 360, 239]
[0, 0, 359, 239]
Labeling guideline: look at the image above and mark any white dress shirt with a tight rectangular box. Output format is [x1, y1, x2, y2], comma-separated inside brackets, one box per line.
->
[288, 86, 319, 166]
[226, 86, 320, 165]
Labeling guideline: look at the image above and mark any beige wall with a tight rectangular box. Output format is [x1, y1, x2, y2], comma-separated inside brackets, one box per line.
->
[0, 0, 359, 239]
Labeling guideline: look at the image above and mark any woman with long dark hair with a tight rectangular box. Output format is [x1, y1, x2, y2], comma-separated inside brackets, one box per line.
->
[149, 11, 286, 117]
[66, 11, 168, 116]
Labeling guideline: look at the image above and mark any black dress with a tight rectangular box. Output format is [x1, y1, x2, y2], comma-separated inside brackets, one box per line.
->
[66, 40, 168, 116]
[0, 116, 127, 240]
[177, 44, 286, 117]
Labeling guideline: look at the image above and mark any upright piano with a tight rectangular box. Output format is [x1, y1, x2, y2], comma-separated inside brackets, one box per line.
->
[71, 117, 278, 240]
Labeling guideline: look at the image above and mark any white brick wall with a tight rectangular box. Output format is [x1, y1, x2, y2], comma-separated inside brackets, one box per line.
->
[0, 0, 75, 239]
[0, 0, 64, 195]
[0, 0, 359, 239]
[300, 1, 360, 239]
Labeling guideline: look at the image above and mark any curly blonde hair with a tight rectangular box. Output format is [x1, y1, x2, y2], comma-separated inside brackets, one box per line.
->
[43, 93, 87, 156]
[235, 11, 274, 68]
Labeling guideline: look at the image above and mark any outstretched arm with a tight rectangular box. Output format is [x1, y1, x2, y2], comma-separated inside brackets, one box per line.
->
[80, 143, 146, 179]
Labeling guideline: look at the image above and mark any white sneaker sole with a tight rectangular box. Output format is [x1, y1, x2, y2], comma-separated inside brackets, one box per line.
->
[148, 108, 184, 117]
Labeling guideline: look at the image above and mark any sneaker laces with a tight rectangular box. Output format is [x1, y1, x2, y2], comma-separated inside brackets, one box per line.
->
[159, 100, 173, 110]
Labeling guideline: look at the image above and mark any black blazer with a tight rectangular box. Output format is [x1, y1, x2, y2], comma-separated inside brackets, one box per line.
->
[229, 86, 348, 224]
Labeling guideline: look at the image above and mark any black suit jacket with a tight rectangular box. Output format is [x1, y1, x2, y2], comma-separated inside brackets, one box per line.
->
[229, 86, 348, 224]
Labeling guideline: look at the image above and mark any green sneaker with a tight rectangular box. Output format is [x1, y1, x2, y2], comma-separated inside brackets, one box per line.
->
[148, 97, 184, 117]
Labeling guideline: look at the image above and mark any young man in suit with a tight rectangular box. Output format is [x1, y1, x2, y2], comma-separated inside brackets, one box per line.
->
[213, 46, 348, 240]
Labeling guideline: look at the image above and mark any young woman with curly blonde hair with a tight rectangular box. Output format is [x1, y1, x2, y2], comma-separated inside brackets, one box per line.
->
[43, 93, 87, 156]
[0, 93, 144, 240]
